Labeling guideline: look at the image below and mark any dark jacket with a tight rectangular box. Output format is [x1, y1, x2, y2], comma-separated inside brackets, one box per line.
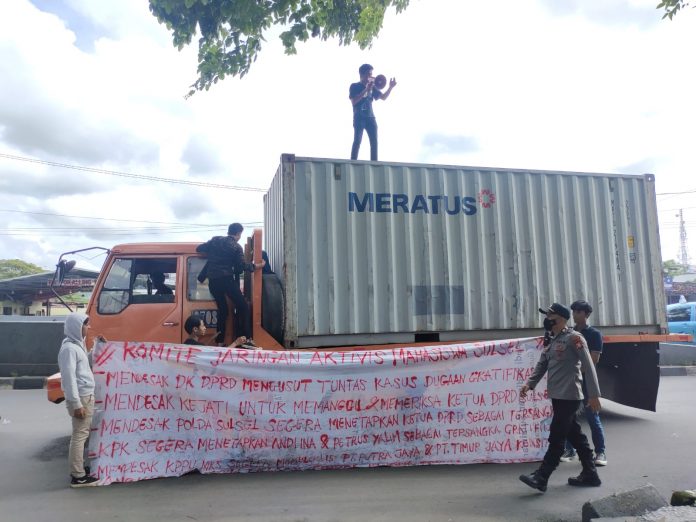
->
[196, 236, 254, 280]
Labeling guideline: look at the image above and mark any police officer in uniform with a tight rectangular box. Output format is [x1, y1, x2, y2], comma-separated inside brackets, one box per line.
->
[518, 303, 602, 492]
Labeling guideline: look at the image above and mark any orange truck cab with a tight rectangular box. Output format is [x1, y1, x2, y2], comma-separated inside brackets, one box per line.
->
[87, 242, 220, 347]
[47, 233, 282, 402]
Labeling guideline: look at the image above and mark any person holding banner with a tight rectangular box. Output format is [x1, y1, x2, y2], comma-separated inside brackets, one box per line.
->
[184, 313, 212, 345]
[518, 303, 602, 492]
[183, 313, 256, 349]
[57, 312, 104, 488]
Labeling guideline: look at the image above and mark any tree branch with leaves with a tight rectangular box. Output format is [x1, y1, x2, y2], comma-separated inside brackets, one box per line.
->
[149, 0, 410, 97]
[0, 259, 45, 280]
[657, 0, 693, 20]
[663, 259, 688, 277]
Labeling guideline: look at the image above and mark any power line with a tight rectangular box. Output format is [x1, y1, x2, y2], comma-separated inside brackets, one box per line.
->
[658, 205, 696, 213]
[1, 225, 220, 232]
[1, 151, 692, 196]
[0, 225, 265, 237]
[0, 153, 266, 192]
[0, 222, 263, 233]
[0, 208, 228, 226]
[0, 209, 262, 234]
[656, 189, 696, 196]
[0, 223, 262, 232]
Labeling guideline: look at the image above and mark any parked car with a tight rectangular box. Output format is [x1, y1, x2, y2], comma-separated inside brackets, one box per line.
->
[666, 302, 696, 338]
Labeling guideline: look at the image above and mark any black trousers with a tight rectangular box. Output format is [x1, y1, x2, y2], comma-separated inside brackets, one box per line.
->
[351, 116, 378, 161]
[208, 276, 250, 340]
[538, 399, 595, 478]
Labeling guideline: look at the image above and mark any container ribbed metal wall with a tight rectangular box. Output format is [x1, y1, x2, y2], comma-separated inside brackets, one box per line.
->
[265, 155, 665, 348]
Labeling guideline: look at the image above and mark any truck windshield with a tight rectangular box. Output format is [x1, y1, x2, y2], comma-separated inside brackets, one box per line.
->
[97, 257, 178, 314]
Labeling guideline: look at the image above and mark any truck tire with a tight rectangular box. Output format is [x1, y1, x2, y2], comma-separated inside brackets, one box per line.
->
[262, 273, 284, 345]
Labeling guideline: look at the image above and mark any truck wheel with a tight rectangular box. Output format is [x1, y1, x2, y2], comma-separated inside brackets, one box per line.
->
[262, 273, 284, 345]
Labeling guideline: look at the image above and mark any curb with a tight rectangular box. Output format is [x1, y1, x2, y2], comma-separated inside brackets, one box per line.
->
[660, 366, 696, 377]
[0, 376, 47, 390]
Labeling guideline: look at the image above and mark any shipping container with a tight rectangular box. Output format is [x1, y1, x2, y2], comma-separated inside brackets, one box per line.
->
[42, 155, 681, 412]
[264, 154, 666, 349]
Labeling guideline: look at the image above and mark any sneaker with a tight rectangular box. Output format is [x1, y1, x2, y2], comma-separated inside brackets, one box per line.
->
[560, 449, 576, 462]
[568, 471, 601, 487]
[519, 471, 548, 492]
[594, 452, 607, 466]
[70, 475, 99, 488]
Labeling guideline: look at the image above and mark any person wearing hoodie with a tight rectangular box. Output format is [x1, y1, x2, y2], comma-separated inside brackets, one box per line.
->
[57, 312, 103, 487]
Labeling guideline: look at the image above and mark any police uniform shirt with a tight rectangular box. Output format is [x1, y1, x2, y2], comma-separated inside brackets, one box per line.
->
[526, 327, 601, 400]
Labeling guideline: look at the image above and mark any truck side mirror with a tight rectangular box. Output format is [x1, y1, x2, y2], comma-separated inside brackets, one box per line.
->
[56, 259, 76, 285]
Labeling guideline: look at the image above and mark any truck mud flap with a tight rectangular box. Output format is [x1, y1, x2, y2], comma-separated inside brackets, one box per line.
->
[596, 342, 659, 412]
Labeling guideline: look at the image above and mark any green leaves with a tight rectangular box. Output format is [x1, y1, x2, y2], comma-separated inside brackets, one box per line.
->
[149, 0, 410, 96]
[0, 259, 46, 280]
[656, 0, 693, 20]
[663, 259, 688, 277]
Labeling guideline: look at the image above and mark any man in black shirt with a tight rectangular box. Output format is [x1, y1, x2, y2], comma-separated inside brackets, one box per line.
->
[151, 272, 173, 295]
[349, 63, 397, 161]
[196, 223, 264, 343]
[561, 300, 608, 466]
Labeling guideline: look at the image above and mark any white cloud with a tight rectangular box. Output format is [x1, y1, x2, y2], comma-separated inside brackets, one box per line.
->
[0, 0, 694, 272]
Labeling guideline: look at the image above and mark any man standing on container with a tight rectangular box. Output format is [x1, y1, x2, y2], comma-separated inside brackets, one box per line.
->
[560, 300, 607, 466]
[58, 312, 102, 487]
[518, 303, 602, 492]
[349, 63, 396, 161]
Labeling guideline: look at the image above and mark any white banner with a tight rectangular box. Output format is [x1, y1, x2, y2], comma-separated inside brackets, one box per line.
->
[88, 338, 551, 485]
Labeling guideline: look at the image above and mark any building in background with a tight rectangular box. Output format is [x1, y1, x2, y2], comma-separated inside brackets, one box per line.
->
[0, 269, 98, 316]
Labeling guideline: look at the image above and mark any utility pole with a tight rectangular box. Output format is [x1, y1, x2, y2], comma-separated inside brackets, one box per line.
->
[677, 209, 690, 269]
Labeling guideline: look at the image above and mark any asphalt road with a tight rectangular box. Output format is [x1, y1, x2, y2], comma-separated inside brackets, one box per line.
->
[1, 377, 695, 522]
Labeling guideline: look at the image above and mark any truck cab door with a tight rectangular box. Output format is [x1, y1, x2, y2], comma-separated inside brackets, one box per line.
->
[88, 256, 182, 344]
[181, 256, 218, 345]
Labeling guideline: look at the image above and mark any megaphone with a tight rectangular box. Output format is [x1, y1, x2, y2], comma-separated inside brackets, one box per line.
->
[374, 74, 387, 90]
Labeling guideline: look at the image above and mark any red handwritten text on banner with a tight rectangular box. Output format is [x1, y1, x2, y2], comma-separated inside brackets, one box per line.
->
[89, 338, 549, 484]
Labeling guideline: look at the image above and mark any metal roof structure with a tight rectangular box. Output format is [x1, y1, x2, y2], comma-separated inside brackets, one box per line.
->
[0, 268, 99, 303]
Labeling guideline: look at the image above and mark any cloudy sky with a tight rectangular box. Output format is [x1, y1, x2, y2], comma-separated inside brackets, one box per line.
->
[0, 0, 694, 273]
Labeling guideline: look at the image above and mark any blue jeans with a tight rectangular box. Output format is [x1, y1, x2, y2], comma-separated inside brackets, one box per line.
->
[565, 401, 605, 454]
[351, 116, 378, 161]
